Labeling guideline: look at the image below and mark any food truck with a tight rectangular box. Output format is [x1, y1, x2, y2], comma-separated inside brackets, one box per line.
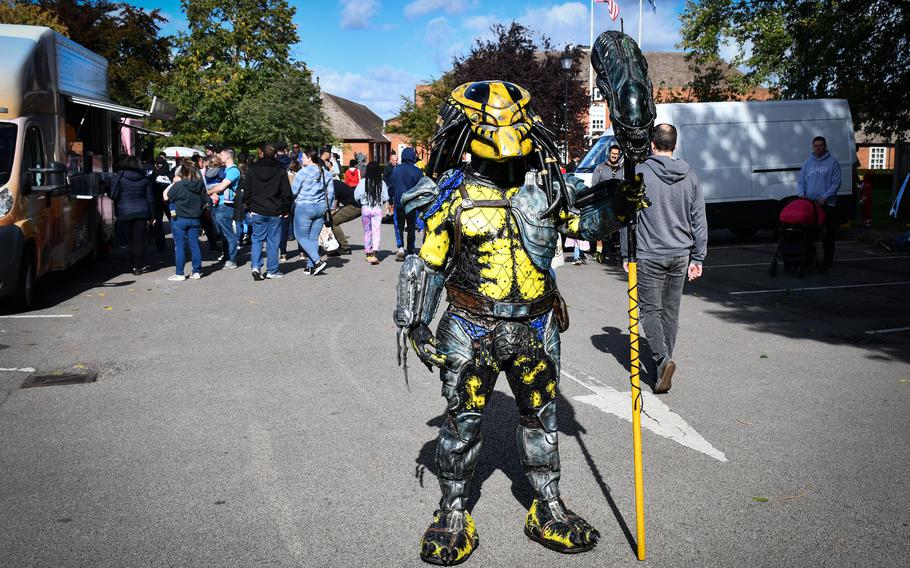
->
[0, 24, 166, 310]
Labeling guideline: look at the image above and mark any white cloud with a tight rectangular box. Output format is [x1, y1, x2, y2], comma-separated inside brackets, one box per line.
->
[457, 1, 683, 52]
[517, 2, 589, 49]
[339, 0, 379, 30]
[404, 0, 474, 20]
[315, 65, 425, 119]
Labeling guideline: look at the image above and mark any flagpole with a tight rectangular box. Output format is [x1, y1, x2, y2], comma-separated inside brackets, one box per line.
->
[638, 0, 643, 46]
[589, 0, 594, 99]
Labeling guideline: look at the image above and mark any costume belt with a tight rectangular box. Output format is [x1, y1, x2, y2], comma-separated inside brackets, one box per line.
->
[445, 285, 554, 320]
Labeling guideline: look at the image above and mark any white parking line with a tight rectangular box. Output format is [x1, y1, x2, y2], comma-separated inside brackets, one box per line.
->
[0, 314, 73, 319]
[562, 363, 727, 462]
[729, 281, 910, 295]
[709, 239, 856, 250]
[865, 326, 910, 335]
[709, 255, 909, 268]
[0, 367, 36, 372]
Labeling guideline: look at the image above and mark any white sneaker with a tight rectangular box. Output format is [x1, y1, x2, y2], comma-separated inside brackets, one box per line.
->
[223, 261, 238, 269]
[189, 273, 202, 280]
[266, 272, 284, 279]
[168, 274, 187, 281]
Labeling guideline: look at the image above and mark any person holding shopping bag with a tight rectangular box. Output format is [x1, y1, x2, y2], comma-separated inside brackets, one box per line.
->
[291, 150, 334, 275]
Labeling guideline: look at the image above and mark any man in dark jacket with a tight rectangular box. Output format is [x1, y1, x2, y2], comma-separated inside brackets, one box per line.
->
[244, 143, 293, 280]
[621, 124, 707, 394]
[390, 147, 422, 260]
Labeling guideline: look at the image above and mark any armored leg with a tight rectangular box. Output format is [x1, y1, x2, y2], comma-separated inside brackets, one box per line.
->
[420, 312, 498, 566]
[504, 313, 600, 554]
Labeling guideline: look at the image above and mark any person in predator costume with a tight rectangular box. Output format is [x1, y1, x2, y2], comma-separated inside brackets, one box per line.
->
[394, 32, 655, 566]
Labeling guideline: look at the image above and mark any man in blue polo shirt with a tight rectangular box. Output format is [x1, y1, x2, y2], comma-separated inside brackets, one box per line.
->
[208, 148, 242, 268]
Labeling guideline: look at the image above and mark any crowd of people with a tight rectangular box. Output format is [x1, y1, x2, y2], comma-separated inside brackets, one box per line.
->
[109, 142, 427, 281]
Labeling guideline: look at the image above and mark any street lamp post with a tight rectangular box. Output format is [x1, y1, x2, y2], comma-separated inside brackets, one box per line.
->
[559, 50, 573, 166]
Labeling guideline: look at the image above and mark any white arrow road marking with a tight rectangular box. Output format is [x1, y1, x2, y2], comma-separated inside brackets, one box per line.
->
[562, 363, 727, 462]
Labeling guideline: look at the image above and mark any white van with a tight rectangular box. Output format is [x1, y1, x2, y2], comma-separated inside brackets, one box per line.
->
[575, 99, 857, 235]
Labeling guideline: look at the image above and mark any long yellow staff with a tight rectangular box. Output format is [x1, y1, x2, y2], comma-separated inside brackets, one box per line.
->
[626, 166, 646, 561]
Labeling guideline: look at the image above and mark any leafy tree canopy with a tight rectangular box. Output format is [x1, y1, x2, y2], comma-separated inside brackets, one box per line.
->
[165, 0, 330, 149]
[0, 0, 68, 34]
[679, 0, 909, 139]
[451, 22, 589, 158]
[1, 1, 171, 109]
[386, 74, 456, 156]
[391, 23, 588, 159]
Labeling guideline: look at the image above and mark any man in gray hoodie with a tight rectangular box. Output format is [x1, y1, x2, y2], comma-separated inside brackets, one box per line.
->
[622, 123, 707, 394]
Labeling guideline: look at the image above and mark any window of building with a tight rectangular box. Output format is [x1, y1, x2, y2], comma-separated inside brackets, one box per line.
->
[869, 147, 887, 169]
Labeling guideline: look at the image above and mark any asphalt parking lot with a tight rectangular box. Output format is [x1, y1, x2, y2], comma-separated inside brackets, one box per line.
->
[0, 225, 908, 567]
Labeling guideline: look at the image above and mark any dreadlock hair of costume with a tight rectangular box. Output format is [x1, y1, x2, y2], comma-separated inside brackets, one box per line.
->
[364, 161, 383, 205]
[426, 80, 573, 221]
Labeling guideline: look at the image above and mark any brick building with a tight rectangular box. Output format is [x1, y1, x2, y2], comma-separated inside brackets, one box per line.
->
[321, 92, 391, 166]
[855, 129, 902, 171]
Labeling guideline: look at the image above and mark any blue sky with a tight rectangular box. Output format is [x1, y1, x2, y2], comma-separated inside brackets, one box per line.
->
[133, 0, 688, 119]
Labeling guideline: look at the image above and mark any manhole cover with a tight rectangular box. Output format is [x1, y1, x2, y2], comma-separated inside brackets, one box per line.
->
[21, 370, 98, 389]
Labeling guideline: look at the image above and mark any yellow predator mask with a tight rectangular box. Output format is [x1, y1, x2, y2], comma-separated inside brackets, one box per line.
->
[449, 81, 535, 161]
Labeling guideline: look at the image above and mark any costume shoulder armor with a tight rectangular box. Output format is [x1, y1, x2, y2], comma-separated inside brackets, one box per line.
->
[402, 169, 464, 218]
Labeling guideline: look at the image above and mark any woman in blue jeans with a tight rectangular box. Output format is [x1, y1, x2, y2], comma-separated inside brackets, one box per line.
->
[164, 159, 207, 280]
[291, 151, 334, 275]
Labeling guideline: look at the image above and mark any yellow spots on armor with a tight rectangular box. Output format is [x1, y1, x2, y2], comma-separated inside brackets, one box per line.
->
[419, 225, 450, 270]
[462, 207, 505, 238]
[521, 361, 548, 385]
[477, 238, 514, 299]
[515, 355, 531, 366]
[530, 391, 543, 408]
[514, 246, 545, 300]
[465, 376, 486, 410]
[546, 380, 557, 398]
[543, 524, 575, 549]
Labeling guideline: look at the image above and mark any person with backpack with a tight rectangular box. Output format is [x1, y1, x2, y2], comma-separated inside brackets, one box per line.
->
[354, 161, 389, 265]
[207, 148, 243, 269]
[164, 159, 207, 281]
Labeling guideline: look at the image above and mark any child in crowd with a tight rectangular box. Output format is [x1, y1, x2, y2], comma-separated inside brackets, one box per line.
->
[164, 159, 207, 280]
[344, 158, 361, 188]
[354, 161, 389, 265]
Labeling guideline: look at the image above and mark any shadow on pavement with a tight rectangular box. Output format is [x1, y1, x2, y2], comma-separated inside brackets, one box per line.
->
[415, 390, 636, 553]
[588, 228, 910, 364]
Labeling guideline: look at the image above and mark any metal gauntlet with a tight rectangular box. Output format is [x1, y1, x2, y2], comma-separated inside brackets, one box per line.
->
[394, 255, 446, 329]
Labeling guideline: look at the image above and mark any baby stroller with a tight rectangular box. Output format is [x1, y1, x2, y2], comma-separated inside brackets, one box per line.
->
[770, 197, 826, 277]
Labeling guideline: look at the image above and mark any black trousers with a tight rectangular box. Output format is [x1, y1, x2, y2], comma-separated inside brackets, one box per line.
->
[121, 218, 148, 270]
[822, 204, 838, 268]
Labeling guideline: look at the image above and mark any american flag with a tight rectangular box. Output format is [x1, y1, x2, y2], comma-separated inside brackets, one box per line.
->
[595, 0, 620, 22]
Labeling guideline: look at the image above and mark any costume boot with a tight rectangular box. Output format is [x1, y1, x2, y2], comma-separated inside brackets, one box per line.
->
[518, 402, 600, 553]
[420, 412, 482, 565]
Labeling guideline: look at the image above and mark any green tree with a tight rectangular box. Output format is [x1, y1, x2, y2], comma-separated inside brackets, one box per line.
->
[0, 0, 68, 34]
[679, 0, 909, 139]
[387, 74, 456, 155]
[31, 1, 172, 109]
[235, 64, 332, 150]
[448, 23, 589, 158]
[165, 0, 330, 148]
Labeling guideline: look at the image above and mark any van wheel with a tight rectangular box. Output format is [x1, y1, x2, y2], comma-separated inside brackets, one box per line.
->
[730, 227, 758, 239]
[13, 252, 35, 311]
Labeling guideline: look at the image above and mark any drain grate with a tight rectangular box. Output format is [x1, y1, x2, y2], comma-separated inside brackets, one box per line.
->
[21, 370, 98, 388]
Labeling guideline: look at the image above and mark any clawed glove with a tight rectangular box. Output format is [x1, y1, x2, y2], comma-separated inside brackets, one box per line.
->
[614, 173, 650, 222]
[409, 323, 447, 371]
